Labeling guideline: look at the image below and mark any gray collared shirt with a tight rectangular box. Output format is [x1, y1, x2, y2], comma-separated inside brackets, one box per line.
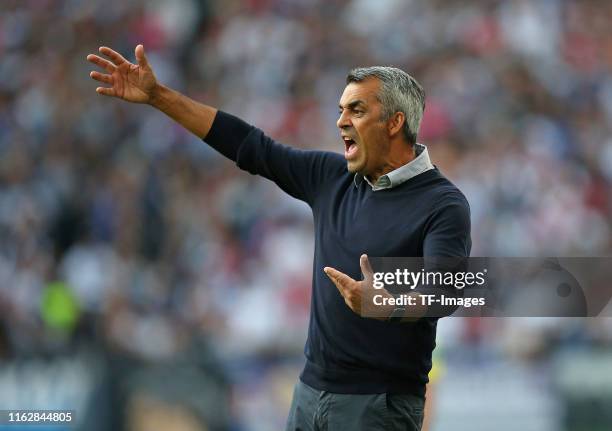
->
[354, 143, 434, 191]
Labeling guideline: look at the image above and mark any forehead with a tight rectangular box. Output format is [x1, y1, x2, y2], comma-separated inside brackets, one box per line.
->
[339, 77, 381, 106]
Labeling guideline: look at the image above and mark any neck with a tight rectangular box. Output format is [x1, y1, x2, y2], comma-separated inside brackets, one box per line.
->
[368, 142, 416, 183]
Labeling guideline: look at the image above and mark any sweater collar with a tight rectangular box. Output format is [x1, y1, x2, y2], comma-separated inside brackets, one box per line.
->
[354, 143, 434, 191]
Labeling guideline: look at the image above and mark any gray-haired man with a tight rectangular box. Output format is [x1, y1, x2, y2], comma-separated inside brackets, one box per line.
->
[87, 45, 471, 430]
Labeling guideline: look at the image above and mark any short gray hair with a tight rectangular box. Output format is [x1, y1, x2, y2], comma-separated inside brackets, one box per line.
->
[346, 66, 425, 145]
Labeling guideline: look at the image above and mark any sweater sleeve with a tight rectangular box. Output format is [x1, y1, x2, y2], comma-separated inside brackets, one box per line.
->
[411, 193, 471, 318]
[204, 110, 345, 206]
[203, 110, 253, 161]
[423, 193, 472, 257]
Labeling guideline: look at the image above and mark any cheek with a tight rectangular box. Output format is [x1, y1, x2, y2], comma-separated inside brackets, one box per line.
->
[356, 123, 372, 143]
[362, 125, 382, 143]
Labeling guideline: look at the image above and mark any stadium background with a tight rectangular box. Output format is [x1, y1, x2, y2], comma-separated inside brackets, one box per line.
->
[1, 0, 612, 430]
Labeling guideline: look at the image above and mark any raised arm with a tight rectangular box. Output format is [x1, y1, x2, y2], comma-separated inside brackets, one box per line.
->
[87, 44, 217, 139]
[87, 44, 345, 205]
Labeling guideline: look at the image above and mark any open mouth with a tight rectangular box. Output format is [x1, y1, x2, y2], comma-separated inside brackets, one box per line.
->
[343, 136, 358, 160]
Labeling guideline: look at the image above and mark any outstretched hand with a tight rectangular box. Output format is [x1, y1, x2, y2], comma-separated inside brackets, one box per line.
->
[324, 254, 394, 317]
[87, 45, 157, 103]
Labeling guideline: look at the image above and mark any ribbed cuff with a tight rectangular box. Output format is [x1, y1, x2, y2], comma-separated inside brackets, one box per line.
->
[203, 110, 254, 161]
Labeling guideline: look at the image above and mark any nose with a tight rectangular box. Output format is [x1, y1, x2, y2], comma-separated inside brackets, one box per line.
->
[337, 110, 351, 129]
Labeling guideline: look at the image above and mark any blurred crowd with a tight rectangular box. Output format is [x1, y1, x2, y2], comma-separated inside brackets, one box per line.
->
[1, 0, 612, 430]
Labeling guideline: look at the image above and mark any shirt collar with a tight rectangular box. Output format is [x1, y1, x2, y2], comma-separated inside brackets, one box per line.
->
[353, 143, 434, 191]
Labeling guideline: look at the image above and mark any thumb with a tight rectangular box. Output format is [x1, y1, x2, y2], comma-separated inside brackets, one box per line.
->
[135, 44, 149, 68]
[359, 254, 374, 282]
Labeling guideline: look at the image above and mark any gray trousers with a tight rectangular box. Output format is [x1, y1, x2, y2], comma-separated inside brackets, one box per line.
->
[285, 380, 425, 431]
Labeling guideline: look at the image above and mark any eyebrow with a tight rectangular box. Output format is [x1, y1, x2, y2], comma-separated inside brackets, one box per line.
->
[338, 100, 366, 110]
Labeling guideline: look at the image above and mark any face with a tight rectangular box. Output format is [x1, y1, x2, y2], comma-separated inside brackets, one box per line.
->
[337, 78, 390, 177]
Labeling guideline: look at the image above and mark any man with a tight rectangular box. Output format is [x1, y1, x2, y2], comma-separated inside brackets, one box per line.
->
[87, 44, 471, 430]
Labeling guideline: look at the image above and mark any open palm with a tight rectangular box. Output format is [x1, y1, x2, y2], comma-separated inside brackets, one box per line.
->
[87, 45, 156, 103]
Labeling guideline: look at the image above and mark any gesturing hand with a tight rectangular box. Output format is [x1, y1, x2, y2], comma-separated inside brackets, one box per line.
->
[324, 254, 394, 317]
[87, 45, 157, 103]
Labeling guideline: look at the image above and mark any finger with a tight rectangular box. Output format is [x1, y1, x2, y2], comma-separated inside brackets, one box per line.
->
[359, 254, 374, 282]
[99, 46, 128, 66]
[87, 54, 116, 73]
[96, 86, 116, 97]
[135, 44, 149, 68]
[89, 71, 113, 85]
[323, 267, 355, 292]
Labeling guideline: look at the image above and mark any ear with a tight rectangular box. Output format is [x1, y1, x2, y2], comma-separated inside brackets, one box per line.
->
[387, 112, 405, 138]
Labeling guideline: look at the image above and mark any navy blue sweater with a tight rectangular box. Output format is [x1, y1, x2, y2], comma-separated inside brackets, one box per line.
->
[205, 111, 471, 396]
